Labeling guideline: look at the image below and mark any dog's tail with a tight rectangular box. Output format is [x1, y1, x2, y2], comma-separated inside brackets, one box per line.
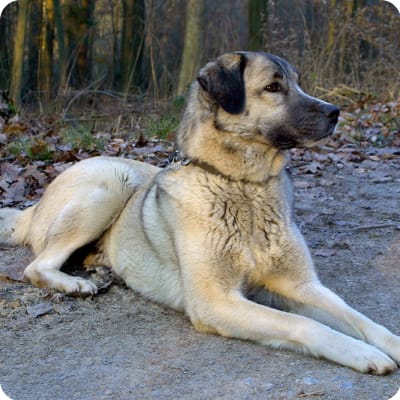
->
[0, 207, 34, 246]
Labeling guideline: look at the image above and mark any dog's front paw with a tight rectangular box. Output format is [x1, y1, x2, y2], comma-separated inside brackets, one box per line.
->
[351, 342, 397, 375]
[382, 334, 400, 366]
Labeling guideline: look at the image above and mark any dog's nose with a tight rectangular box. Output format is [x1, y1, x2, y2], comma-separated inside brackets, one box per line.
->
[324, 104, 340, 119]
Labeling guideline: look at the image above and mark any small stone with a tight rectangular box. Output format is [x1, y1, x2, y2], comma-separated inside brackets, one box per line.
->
[303, 376, 320, 385]
[340, 381, 353, 389]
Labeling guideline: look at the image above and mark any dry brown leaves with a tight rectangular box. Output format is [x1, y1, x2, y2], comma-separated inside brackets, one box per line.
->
[0, 100, 399, 208]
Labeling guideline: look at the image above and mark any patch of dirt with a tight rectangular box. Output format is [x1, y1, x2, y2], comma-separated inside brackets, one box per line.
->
[1, 156, 400, 400]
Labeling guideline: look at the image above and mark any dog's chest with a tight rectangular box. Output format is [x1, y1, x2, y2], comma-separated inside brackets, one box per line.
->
[205, 180, 291, 256]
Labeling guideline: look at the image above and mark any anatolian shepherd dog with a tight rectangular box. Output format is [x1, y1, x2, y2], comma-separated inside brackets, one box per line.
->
[1, 52, 399, 374]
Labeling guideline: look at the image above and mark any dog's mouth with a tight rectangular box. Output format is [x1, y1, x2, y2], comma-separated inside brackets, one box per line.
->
[299, 123, 338, 148]
[301, 132, 333, 148]
[273, 135, 299, 149]
[271, 124, 337, 149]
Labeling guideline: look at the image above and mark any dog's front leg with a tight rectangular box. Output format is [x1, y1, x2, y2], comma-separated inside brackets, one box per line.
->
[268, 277, 400, 368]
[177, 222, 397, 373]
[183, 279, 397, 374]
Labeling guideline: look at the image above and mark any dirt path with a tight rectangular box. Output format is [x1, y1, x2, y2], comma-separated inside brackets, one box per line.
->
[1, 156, 400, 400]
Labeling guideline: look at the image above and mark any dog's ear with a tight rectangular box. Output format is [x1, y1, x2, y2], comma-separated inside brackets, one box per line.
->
[197, 53, 247, 114]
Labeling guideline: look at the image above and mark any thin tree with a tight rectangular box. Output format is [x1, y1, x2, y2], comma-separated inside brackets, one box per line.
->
[176, 0, 205, 96]
[37, 0, 55, 106]
[10, 0, 29, 109]
[76, 0, 93, 86]
[0, 5, 15, 90]
[63, 0, 93, 88]
[26, 1, 41, 97]
[109, 0, 120, 89]
[53, 0, 66, 91]
[119, 0, 145, 94]
[248, 0, 267, 51]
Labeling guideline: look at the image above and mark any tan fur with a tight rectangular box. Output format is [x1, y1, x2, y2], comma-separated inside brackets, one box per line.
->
[1, 52, 399, 374]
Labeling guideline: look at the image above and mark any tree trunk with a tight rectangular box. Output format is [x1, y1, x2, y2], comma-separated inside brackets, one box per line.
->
[0, 5, 15, 90]
[76, 0, 93, 86]
[53, 0, 66, 91]
[110, 0, 120, 89]
[119, 0, 145, 94]
[326, 0, 337, 55]
[176, 0, 205, 96]
[26, 1, 41, 95]
[338, 1, 353, 78]
[64, 0, 93, 88]
[38, 0, 55, 106]
[10, 0, 29, 109]
[248, 0, 267, 51]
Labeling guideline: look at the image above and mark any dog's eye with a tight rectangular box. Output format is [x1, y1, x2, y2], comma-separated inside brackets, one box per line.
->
[264, 82, 282, 93]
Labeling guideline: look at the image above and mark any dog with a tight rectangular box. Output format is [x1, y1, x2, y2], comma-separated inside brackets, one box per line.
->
[1, 52, 399, 374]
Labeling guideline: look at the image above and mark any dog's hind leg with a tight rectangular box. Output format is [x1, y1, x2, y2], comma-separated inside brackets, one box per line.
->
[24, 241, 98, 295]
[20, 157, 160, 295]
[23, 185, 133, 295]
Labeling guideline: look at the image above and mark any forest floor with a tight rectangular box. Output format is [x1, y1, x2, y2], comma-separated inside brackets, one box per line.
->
[0, 99, 400, 399]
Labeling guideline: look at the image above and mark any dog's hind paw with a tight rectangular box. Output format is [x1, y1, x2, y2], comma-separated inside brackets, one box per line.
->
[24, 266, 98, 296]
[61, 277, 98, 296]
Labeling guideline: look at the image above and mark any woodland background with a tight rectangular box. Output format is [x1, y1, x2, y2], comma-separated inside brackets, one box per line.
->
[1, 0, 400, 108]
[0, 0, 399, 207]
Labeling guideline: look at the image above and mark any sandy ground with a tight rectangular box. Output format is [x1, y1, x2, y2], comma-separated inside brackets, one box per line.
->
[1, 157, 400, 400]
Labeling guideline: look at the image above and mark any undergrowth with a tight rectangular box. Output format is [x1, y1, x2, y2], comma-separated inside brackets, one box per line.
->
[143, 96, 185, 139]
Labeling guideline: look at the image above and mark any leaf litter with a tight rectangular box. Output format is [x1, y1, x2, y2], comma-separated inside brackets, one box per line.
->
[0, 98, 398, 208]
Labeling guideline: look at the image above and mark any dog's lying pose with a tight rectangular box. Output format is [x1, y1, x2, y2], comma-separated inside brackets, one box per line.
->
[1, 52, 399, 374]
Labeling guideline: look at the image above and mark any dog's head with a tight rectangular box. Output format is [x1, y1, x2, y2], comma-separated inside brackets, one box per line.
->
[196, 51, 340, 149]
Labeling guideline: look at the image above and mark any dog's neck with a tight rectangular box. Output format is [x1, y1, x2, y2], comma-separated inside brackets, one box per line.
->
[177, 139, 288, 184]
[176, 87, 288, 183]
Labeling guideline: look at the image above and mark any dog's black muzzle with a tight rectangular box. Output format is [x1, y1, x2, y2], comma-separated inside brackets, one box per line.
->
[292, 95, 340, 147]
[269, 99, 340, 149]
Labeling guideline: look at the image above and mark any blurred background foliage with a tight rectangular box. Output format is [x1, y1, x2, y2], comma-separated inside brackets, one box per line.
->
[0, 0, 398, 113]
